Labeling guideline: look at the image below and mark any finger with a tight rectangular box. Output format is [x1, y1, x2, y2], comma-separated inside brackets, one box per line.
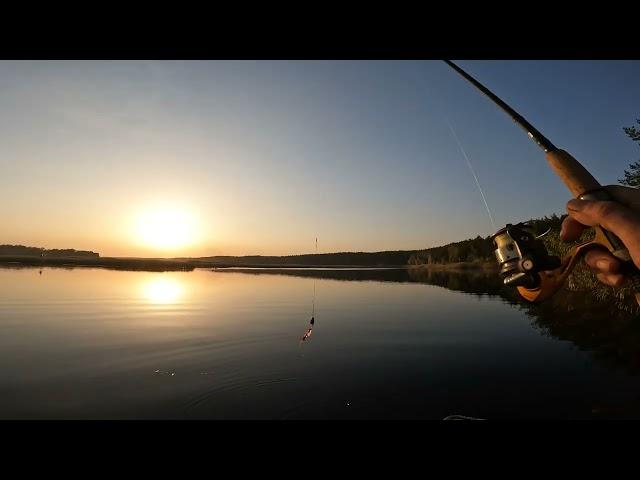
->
[566, 199, 640, 264]
[596, 272, 627, 288]
[605, 185, 640, 211]
[560, 216, 588, 242]
[584, 249, 621, 274]
[566, 199, 637, 229]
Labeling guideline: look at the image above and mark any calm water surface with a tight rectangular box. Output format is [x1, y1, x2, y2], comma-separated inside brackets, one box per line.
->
[1, 266, 639, 419]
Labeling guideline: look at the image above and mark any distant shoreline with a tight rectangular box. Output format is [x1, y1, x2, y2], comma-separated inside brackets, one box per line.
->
[0, 255, 409, 272]
[0, 255, 497, 273]
[0, 255, 201, 271]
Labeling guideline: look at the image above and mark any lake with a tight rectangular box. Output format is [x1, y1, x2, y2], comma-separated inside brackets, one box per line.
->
[1, 265, 639, 419]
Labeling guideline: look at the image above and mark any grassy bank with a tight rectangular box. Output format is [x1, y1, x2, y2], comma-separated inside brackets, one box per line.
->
[541, 228, 639, 313]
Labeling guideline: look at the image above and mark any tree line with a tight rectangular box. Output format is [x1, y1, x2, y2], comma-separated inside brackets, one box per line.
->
[0, 245, 99, 258]
[407, 214, 565, 266]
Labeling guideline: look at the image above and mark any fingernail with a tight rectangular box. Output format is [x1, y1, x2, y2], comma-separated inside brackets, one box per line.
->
[567, 199, 586, 212]
[596, 259, 609, 270]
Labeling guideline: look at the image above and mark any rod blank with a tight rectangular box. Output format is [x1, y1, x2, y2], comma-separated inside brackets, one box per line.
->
[444, 60, 557, 153]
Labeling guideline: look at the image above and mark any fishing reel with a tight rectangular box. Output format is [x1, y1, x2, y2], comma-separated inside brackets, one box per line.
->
[491, 221, 610, 303]
[491, 223, 561, 289]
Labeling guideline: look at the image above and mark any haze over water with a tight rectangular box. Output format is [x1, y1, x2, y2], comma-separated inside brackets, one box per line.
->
[1, 266, 639, 420]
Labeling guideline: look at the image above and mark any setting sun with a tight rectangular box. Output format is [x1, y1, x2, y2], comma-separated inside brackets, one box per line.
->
[134, 206, 199, 252]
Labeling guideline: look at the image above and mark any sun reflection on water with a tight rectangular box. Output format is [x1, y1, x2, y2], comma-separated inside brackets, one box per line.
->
[142, 276, 184, 305]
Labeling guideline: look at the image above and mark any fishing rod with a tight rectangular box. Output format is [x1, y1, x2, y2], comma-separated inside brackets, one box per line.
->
[444, 60, 640, 305]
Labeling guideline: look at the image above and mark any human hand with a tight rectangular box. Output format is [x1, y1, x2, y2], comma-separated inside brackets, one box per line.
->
[560, 185, 640, 287]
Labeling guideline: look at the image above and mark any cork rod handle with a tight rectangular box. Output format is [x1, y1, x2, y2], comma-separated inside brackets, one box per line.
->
[545, 149, 601, 197]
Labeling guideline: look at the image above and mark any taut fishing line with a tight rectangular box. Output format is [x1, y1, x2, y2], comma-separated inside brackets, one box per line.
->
[446, 119, 496, 230]
[312, 279, 315, 317]
[312, 236, 317, 317]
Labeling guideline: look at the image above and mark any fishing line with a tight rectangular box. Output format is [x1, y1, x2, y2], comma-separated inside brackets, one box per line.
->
[301, 237, 317, 345]
[312, 236, 317, 317]
[446, 119, 496, 230]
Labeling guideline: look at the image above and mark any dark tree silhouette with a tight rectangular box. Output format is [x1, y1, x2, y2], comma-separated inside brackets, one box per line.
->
[619, 119, 640, 187]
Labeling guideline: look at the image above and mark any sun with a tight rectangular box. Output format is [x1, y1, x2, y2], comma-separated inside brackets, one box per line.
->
[134, 206, 198, 252]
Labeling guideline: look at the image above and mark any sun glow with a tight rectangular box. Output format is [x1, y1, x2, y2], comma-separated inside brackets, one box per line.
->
[134, 206, 199, 252]
[142, 277, 183, 304]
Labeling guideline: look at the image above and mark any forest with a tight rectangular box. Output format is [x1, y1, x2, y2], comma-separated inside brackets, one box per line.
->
[0, 245, 99, 258]
[407, 214, 565, 265]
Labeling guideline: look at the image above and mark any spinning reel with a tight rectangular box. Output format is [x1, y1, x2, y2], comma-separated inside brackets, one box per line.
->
[491, 222, 560, 290]
[491, 213, 628, 303]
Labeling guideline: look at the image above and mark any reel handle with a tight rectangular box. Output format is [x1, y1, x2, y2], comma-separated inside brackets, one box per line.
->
[517, 240, 596, 302]
[518, 236, 640, 305]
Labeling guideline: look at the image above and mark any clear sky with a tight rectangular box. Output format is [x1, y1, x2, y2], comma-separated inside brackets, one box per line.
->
[1, 60, 638, 257]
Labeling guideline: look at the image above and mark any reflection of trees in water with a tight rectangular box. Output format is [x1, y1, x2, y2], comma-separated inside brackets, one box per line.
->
[229, 266, 640, 376]
[521, 292, 640, 375]
[407, 267, 506, 297]
[410, 267, 640, 376]
[220, 268, 414, 283]
[412, 267, 640, 375]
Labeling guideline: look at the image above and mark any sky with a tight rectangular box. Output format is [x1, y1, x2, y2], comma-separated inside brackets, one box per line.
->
[1, 60, 638, 257]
